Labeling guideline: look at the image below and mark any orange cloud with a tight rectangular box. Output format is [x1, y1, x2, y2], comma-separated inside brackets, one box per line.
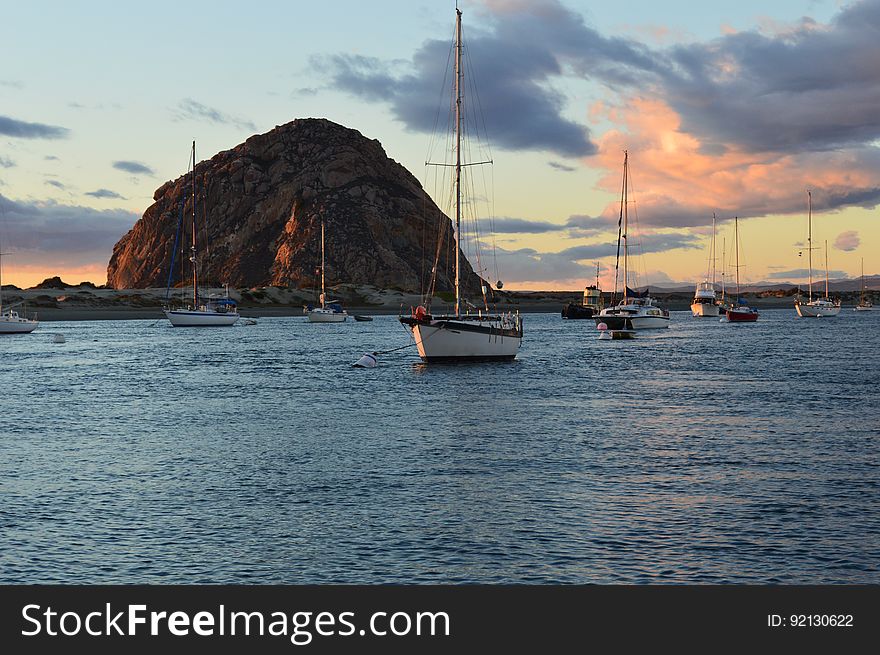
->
[587, 96, 880, 228]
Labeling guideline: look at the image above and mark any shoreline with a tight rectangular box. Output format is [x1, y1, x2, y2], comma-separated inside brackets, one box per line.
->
[3, 283, 869, 322]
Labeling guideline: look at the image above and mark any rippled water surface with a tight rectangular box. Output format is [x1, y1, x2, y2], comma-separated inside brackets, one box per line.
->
[1, 310, 878, 583]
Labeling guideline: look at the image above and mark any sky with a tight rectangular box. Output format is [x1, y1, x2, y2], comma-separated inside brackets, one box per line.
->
[0, 0, 877, 290]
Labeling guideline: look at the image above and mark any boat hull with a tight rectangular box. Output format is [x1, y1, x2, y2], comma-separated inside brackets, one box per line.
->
[596, 313, 669, 330]
[164, 310, 240, 327]
[726, 308, 758, 322]
[690, 302, 720, 317]
[561, 303, 595, 319]
[854, 305, 874, 311]
[308, 310, 347, 322]
[0, 319, 38, 334]
[795, 303, 841, 317]
[401, 317, 522, 361]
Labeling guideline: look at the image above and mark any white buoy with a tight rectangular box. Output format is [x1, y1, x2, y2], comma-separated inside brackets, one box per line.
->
[53, 334, 65, 343]
[353, 352, 378, 368]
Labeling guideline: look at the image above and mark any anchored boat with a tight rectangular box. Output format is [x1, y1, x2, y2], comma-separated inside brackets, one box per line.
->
[163, 141, 240, 327]
[795, 191, 840, 318]
[399, 6, 522, 361]
[595, 151, 670, 331]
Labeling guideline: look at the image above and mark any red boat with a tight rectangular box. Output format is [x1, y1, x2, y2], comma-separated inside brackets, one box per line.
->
[726, 306, 758, 322]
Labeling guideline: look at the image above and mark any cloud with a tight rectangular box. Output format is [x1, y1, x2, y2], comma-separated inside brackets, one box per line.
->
[0, 194, 137, 270]
[473, 216, 567, 234]
[490, 231, 700, 285]
[590, 97, 880, 229]
[548, 161, 577, 172]
[313, 0, 880, 225]
[649, 3, 880, 154]
[45, 180, 67, 190]
[465, 213, 624, 236]
[85, 188, 126, 200]
[565, 213, 617, 235]
[44, 155, 59, 161]
[314, 12, 599, 157]
[476, 0, 880, 156]
[112, 160, 155, 175]
[173, 98, 257, 132]
[0, 115, 69, 139]
[0, 156, 14, 168]
[0, 80, 24, 89]
[833, 230, 860, 251]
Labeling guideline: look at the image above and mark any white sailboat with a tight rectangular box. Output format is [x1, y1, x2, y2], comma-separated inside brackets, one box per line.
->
[399, 6, 522, 361]
[164, 141, 240, 327]
[0, 250, 38, 334]
[306, 219, 347, 323]
[594, 151, 670, 330]
[855, 258, 873, 311]
[691, 213, 720, 317]
[795, 191, 840, 317]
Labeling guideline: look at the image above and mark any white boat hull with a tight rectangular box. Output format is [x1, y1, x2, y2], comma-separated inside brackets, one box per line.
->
[691, 302, 720, 317]
[0, 318, 39, 334]
[406, 318, 521, 361]
[308, 309, 347, 323]
[164, 309, 240, 327]
[795, 303, 841, 317]
[854, 305, 874, 311]
[629, 314, 671, 329]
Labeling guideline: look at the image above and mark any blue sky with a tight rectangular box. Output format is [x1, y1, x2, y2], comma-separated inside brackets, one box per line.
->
[1, 0, 876, 288]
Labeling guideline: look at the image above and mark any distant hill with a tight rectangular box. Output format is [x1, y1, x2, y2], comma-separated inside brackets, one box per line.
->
[638, 275, 880, 295]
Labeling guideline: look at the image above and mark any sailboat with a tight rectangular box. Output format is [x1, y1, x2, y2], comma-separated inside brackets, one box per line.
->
[306, 219, 347, 322]
[795, 191, 840, 317]
[398, 6, 522, 361]
[724, 216, 758, 322]
[594, 151, 670, 330]
[0, 250, 38, 334]
[691, 213, 720, 317]
[854, 258, 873, 311]
[164, 141, 240, 327]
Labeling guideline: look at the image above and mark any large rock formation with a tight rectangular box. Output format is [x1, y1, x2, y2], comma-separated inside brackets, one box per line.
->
[107, 118, 480, 292]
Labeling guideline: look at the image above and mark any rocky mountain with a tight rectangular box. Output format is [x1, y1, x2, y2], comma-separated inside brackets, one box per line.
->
[107, 118, 480, 293]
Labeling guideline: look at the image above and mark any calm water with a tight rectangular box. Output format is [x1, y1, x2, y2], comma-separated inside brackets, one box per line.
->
[1, 310, 878, 584]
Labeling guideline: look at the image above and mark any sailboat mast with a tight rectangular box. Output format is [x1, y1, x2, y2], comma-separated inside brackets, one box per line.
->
[824, 239, 829, 298]
[321, 219, 326, 308]
[807, 190, 813, 303]
[711, 212, 717, 286]
[861, 258, 866, 302]
[735, 216, 740, 300]
[453, 7, 462, 318]
[622, 150, 629, 298]
[721, 236, 726, 302]
[191, 140, 198, 309]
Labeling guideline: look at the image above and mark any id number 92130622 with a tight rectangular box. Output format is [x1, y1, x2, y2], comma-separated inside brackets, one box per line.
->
[767, 614, 854, 628]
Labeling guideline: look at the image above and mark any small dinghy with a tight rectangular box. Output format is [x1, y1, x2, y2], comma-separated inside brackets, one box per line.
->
[353, 315, 373, 322]
[353, 352, 378, 368]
